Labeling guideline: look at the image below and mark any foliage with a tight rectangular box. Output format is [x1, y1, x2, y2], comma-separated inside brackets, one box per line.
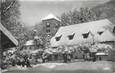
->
[34, 22, 50, 48]
[34, 22, 45, 36]
[0, 0, 28, 46]
[60, 0, 115, 26]
[60, 8, 98, 26]
[1, 0, 20, 29]
[92, 0, 115, 19]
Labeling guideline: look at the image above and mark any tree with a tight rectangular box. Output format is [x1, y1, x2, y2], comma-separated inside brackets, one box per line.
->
[1, 0, 27, 45]
[34, 22, 45, 36]
[1, 0, 20, 29]
[60, 7, 98, 26]
[34, 22, 47, 48]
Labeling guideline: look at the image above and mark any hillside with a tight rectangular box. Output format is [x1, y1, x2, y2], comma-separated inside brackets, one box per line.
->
[92, 0, 115, 20]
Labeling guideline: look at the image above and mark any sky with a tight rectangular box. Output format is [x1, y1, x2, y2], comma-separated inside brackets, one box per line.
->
[19, 0, 110, 26]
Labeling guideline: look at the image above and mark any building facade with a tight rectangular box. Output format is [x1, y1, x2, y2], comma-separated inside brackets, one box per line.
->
[41, 14, 61, 47]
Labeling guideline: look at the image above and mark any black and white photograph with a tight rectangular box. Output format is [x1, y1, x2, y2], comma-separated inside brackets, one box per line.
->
[0, 0, 115, 73]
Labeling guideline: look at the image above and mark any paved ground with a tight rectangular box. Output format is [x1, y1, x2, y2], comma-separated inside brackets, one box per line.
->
[2, 61, 115, 73]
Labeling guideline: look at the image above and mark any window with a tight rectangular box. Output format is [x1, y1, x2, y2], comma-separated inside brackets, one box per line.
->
[55, 24, 59, 28]
[47, 34, 50, 37]
[68, 33, 75, 40]
[46, 29, 50, 33]
[47, 40, 50, 43]
[46, 23, 50, 27]
[55, 25, 58, 29]
[55, 35, 62, 41]
[82, 32, 89, 39]
[97, 31, 103, 35]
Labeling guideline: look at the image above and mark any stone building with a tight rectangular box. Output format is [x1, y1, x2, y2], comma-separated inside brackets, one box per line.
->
[41, 13, 61, 47]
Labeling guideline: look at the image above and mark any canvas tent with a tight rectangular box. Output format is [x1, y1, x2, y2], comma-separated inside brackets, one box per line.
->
[50, 19, 115, 47]
[0, 23, 18, 49]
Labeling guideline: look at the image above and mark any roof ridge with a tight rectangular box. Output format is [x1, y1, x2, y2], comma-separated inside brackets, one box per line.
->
[41, 13, 60, 21]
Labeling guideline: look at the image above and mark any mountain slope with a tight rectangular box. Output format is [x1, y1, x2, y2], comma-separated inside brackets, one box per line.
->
[92, 0, 115, 19]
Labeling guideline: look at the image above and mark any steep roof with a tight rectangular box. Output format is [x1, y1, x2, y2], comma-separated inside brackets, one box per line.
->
[0, 23, 18, 46]
[42, 13, 60, 21]
[50, 19, 115, 47]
